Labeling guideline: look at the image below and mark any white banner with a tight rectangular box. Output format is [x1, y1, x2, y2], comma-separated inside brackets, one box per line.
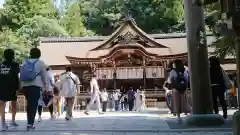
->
[96, 66, 164, 79]
[116, 67, 143, 79]
[146, 67, 164, 78]
[96, 68, 114, 79]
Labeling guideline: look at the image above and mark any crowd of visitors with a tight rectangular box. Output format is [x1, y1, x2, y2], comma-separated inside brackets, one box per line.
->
[163, 57, 235, 123]
[0, 48, 147, 131]
[0, 47, 236, 130]
[83, 73, 146, 115]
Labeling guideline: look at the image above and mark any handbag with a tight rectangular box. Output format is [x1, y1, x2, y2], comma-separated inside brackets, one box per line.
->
[221, 68, 233, 89]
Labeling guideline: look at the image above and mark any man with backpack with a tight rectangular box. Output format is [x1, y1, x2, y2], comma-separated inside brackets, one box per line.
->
[0, 49, 20, 131]
[20, 48, 48, 130]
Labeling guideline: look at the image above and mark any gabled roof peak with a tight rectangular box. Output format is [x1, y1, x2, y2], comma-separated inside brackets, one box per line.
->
[91, 18, 168, 50]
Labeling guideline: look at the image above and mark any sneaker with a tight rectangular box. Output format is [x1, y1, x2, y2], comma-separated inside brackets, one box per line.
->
[10, 121, 19, 127]
[223, 114, 228, 120]
[65, 116, 70, 121]
[38, 117, 42, 122]
[2, 124, 8, 131]
[26, 124, 35, 131]
[98, 112, 104, 114]
[177, 118, 182, 124]
[84, 111, 89, 115]
[51, 115, 56, 119]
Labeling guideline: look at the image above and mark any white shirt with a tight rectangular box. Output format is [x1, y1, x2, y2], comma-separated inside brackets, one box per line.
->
[113, 93, 119, 100]
[101, 92, 108, 101]
[46, 71, 54, 91]
[55, 79, 61, 90]
[59, 72, 80, 97]
[90, 78, 100, 95]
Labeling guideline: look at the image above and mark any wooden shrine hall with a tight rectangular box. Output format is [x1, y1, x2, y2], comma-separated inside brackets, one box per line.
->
[39, 19, 236, 99]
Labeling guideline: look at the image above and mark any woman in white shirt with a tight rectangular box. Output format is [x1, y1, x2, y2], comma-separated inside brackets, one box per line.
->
[101, 88, 108, 112]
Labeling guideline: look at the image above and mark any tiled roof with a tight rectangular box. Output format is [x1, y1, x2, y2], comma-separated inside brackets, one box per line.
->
[40, 33, 213, 43]
[39, 19, 215, 66]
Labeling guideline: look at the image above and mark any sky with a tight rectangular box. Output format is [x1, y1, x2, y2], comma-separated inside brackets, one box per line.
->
[0, 0, 4, 8]
[0, 0, 62, 8]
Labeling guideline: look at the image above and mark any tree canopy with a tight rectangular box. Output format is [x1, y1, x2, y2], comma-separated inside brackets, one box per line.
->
[1, 0, 231, 62]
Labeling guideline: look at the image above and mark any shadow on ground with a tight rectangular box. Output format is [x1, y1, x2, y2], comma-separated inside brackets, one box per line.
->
[165, 114, 233, 129]
[3, 109, 169, 132]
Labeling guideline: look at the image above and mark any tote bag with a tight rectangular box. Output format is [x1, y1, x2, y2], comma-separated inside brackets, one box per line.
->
[221, 67, 233, 89]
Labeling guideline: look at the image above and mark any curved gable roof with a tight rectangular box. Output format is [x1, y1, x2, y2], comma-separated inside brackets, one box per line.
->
[91, 19, 168, 51]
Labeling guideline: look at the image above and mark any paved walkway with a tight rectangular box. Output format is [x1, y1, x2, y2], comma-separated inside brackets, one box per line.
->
[0, 108, 235, 135]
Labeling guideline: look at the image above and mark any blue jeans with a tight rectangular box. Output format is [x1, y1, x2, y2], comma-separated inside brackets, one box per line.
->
[166, 93, 172, 111]
[22, 86, 41, 125]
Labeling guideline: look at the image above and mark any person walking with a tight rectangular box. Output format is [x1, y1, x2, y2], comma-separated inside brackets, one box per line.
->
[135, 89, 142, 112]
[167, 59, 189, 123]
[20, 48, 48, 130]
[113, 90, 120, 111]
[59, 66, 80, 120]
[127, 87, 135, 111]
[84, 74, 102, 115]
[53, 74, 61, 117]
[0, 49, 20, 131]
[101, 88, 108, 112]
[209, 56, 229, 119]
[37, 67, 55, 122]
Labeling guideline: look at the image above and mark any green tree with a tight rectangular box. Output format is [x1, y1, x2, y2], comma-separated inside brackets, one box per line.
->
[0, 29, 30, 63]
[1, 0, 59, 31]
[205, 3, 236, 57]
[17, 16, 69, 45]
[60, 2, 95, 36]
[81, 0, 184, 35]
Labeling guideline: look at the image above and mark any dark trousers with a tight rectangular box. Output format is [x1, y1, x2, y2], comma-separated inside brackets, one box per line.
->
[121, 102, 124, 110]
[38, 104, 53, 116]
[128, 100, 134, 111]
[212, 85, 227, 118]
[22, 86, 41, 125]
[102, 101, 107, 112]
[114, 100, 119, 111]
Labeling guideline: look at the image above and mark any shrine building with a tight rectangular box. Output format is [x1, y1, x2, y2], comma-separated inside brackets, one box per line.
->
[39, 19, 236, 95]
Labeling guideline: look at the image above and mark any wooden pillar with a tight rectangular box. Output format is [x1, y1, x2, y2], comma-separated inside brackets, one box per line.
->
[163, 60, 169, 79]
[143, 58, 146, 90]
[113, 61, 117, 90]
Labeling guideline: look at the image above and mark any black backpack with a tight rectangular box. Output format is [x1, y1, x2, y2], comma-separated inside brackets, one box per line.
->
[172, 70, 187, 93]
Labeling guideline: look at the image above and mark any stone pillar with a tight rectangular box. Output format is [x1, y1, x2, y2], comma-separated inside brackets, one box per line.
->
[183, 0, 224, 126]
[232, 5, 240, 133]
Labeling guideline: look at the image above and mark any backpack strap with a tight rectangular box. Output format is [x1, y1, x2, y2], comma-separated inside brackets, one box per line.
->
[68, 73, 76, 84]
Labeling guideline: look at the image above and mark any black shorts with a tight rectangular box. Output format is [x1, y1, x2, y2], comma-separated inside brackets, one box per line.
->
[0, 90, 17, 101]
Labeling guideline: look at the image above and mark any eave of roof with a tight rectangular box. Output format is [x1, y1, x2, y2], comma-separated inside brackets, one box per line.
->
[40, 33, 213, 43]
